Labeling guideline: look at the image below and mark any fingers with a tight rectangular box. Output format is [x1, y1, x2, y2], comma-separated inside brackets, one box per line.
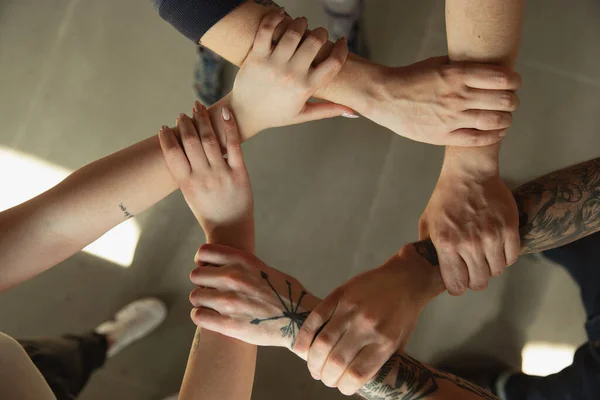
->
[189, 264, 247, 291]
[194, 243, 247, 267]
[319, 330, 361, 388]
[220, 107, 246, 170]
[192, 103, 226, 168]
[177, 113, 209, 170]
[504, 230, 521, 266]
[190, 287, 243, 315]
[191, 307, 233, 333]
[309, 37, 348, 88]
[252, 9, 286, 56]
[271, 17, 308, 64]
[460, 250, 490, 291]
[437, 249, 469, 296]
[306, 312, 347, 380]
[337, 344, 391, 396]
[460, 64, 522, 91]
[464, 88, 520, 112]
[294, 291, 339, 358]
[290, 27, 328, 72]
[296, 101, 357, 124]
[158, 125, 191, 182]
[462, 109, 513, 131]
[447, 128, 505, 147]
[484, 236, 507, 277]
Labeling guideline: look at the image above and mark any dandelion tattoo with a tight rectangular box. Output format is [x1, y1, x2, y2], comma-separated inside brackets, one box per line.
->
[250, 271, 309, 347]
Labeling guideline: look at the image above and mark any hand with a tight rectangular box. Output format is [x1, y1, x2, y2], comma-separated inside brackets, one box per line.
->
[189, 244, 320, 349]
[158, 103, 253, 241]
[293, 245, 443, 395]
[418, 152, 520, 294]
[366, 56, 521, 146]
[231, 10, 356, 139]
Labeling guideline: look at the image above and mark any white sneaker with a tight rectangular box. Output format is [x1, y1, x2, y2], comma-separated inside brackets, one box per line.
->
[95, 298, 167, 358]
[161, 394, 179, 400]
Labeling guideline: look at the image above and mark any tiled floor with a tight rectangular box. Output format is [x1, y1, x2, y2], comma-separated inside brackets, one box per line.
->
[1, 0, 598, 398]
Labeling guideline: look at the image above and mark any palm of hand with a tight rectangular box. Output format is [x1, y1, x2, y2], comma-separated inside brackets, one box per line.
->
[181, 171, 253, 232]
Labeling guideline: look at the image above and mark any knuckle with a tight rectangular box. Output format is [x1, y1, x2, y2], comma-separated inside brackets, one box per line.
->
[448, 279, 467, 295]
[285, 28, 303, 42]
[490, 266, 505, 277]
[469, 279, 488, 291]
[436, 232, 458, 251]
[500, 92, 518, 111]
[305, 34, 327, 49]
[314, 333, 334, 348]
[329, 353, 348, 369]
[347, 366, 370, 383]
[200, 132, 217, 145]
[441, 65, 464, 80]
[493, 71, 510, 87]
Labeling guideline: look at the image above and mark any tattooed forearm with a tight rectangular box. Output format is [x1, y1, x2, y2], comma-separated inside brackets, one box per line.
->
[119, 203, 134, 219]
[359, 353, 497, 400]
[514, 157, 600, 253]
[414, 157, 600, 265]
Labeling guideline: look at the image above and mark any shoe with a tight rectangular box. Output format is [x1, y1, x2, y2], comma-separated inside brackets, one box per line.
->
[323, 0, 370, 58]
[194, 46, 226, 106]
[95, 298, 167, 358]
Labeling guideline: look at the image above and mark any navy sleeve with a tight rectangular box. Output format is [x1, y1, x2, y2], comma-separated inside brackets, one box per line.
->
[152, 0, 245, 43]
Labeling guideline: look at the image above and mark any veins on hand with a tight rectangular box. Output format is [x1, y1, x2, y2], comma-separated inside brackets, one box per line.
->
[250, 271, 309, 347]
[119, 203, 134, 219]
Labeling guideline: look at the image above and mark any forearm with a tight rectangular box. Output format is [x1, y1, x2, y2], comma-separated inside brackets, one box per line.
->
[0, 136, 178, 291]
[180, 205, 256, 399]
[444, 0, 524, 172]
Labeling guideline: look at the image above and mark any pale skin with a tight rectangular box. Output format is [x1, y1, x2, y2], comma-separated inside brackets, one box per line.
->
[0, 10, 346, 294]
[187, 153, 600, 398]
[291, 0, 526, 393]
[195, 0, 521, 146]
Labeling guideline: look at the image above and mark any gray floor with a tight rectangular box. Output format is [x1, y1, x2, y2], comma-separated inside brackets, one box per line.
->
[1, 0, 599, 399]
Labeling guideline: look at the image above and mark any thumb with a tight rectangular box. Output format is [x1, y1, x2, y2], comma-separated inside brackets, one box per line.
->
[295, 101, 358, 124]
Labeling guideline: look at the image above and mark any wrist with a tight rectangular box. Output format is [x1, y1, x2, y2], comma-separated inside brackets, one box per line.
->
[390, 245, 446, 302]
[442, 143, 501, 180]
[204, 217, 255, 253]
[314, 54, 385, 117]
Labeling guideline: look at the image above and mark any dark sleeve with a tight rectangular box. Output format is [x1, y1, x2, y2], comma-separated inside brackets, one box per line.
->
[152, 0, 246, 44]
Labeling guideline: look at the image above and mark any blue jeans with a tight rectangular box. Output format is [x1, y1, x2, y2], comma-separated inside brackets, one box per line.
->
[505, 232, 600, 400]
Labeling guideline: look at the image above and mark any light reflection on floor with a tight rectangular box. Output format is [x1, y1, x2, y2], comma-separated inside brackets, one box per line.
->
[521, 341, 576, 376]
[0, 146, 140, 267]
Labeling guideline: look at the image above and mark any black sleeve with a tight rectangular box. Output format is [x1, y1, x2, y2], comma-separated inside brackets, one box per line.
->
[152, 0, 246, 44]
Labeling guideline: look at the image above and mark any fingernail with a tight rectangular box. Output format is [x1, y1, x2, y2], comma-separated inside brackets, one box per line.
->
[194, 101, 201, 112]
[161, 125, 168, 130]
[221, 107, 231, 121]
[341, 112, 359, 119]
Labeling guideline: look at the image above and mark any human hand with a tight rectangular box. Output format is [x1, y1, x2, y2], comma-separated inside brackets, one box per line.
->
[418, 152, 520, 294]
[158, 103, 253, 242]
[293, 245, 443, 395]
[189, 244, 320, 349]
[365, 56, 521, 146]
[230, 10, 356, 139]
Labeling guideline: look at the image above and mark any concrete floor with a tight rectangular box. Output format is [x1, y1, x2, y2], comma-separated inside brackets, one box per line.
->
[1, 0, 599, 398]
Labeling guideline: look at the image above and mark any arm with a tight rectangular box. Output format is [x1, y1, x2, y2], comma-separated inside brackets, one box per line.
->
[293, 155, 600, 395]
[418, 0, 525, 294]
[0, 10, 346, 293]
[154, 0, 522, 146]
[188, 245, 497, 399]
[0, 135, 177, 292]
[159, 107, 257, 400]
